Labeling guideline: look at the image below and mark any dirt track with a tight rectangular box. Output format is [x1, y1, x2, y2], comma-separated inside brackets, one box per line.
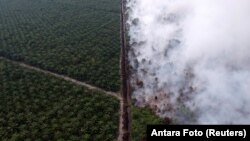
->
[0, 57, 121, 100]
[118, 0, 132, 140]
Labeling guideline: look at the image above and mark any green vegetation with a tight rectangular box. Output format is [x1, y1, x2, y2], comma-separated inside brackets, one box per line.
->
[0, 0, 120, 91]
[132, 106, 164, 141]
[0, 59, 120, 140]
[0, 0, 166, 140]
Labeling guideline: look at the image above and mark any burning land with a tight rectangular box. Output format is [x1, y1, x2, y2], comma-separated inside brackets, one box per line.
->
[127, 0, 250, 124]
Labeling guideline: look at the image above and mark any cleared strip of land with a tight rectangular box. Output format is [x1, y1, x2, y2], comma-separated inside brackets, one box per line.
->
[0, 56, 121, 100]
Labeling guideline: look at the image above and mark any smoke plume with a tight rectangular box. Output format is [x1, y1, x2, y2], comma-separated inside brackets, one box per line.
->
[127, 0, 250, 124]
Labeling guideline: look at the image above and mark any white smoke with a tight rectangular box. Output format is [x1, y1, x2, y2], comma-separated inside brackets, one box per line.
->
[127, 0, 250, 124]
